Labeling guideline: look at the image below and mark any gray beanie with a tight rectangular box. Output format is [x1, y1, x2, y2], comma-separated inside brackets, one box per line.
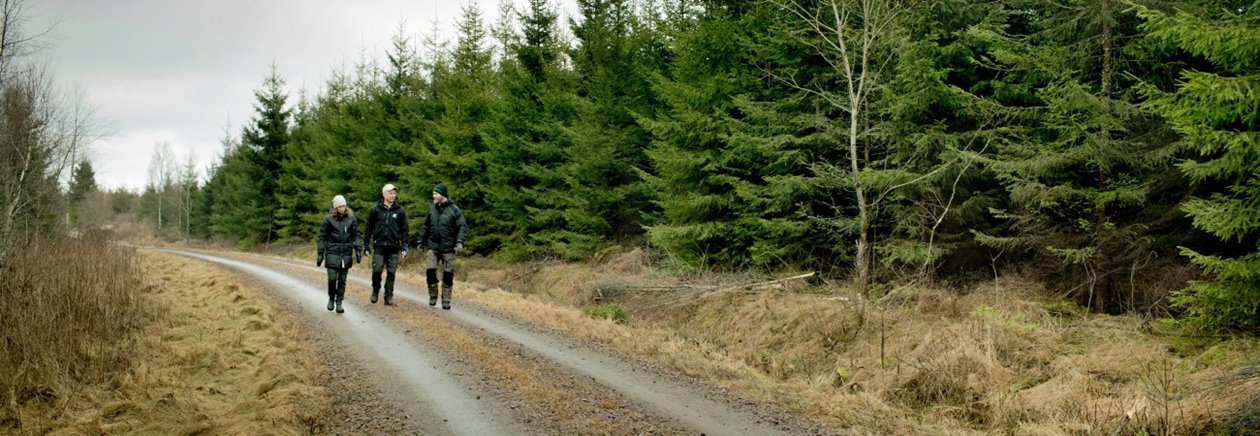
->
[332, 195, 347, 208]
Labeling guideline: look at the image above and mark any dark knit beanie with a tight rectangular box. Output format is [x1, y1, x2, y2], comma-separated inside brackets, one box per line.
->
[433, 183, 448, 197]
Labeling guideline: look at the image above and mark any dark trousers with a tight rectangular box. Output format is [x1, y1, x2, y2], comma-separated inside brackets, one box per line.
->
[371, 247, 401, 299]
[326, 267, 348, 301]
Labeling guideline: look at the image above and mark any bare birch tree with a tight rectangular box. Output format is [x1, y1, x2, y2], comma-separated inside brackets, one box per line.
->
[774, 0, 904, 291]
[147, 141, 175, 231]
[0, 0, 91, 266]
[177, 151, 198, 240]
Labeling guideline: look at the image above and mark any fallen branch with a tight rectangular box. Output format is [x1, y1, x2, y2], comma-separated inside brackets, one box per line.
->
[630, 272, 817, 311]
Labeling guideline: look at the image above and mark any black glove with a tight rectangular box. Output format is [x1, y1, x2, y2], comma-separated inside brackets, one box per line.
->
[355, 249, 363, 264]
[316, 253, 324, 267]
[454, 243, 464, 255]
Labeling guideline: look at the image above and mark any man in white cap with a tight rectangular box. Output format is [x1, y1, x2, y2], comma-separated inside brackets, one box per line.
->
[364, 183, 409, 305]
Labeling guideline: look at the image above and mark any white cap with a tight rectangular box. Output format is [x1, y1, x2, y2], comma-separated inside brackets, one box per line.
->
[382, 183, 397, 194]
[332, 195, 347, 208]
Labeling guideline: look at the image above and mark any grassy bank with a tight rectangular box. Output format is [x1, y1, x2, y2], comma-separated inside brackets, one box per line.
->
[0, 232, 146, 428]
[461, 249, 1260, 435]
[1, 237, 331, 433]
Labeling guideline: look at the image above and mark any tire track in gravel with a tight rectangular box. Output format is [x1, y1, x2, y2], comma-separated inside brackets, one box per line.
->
[165, 250, 526, 436]
[168, 249, 827, 435]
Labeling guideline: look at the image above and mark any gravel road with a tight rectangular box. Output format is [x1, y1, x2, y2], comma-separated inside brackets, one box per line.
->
[164, 249, 833, 435]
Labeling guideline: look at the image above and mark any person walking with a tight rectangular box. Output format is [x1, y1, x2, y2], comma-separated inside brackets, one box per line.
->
[416, 183, 467, 310]
[317, 194, 362, 313]
[364, 183, 409, 305]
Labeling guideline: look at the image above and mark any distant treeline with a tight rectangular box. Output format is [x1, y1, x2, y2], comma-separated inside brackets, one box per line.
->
[128, 1, 1256, 332]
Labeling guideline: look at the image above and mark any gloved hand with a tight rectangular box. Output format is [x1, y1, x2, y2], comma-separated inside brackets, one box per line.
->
[316, 253, 324, 267]
[364, 245, 372, 255]
[402, 249, 408, 258]
[454, 243, 464, 255]
[355, 250, 363, 264]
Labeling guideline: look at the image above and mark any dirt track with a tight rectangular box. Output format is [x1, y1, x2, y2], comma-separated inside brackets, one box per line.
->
[161, 249, 831, 435]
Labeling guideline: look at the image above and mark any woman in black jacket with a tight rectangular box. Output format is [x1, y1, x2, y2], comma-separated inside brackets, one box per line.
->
[317, 195, 362, 313]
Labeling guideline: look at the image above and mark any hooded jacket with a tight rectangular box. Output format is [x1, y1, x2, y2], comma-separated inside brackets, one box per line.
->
[318, 209, 361, 269]
[417, 199, 467, 254]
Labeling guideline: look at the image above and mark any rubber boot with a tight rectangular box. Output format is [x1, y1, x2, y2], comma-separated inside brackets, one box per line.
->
[441, 271, 454, 310]
[426, 269, 439, 306]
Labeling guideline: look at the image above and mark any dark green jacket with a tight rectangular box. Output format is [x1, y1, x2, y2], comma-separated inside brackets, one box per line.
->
[417, 199, 467, 254]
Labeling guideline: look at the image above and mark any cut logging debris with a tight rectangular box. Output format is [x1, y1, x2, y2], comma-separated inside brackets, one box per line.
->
[594, 272, 817, 311]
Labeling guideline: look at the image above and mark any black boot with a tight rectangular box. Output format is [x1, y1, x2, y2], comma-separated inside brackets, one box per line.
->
[370, 270, 381, 303]
[383, 271, 396, 305]
[327, 280, 337, 311]
[336, 280, 346, 313]
[441, 271, 454, 310]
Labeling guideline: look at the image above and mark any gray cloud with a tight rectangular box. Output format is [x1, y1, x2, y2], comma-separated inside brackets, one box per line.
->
[33, 0, 575, 190]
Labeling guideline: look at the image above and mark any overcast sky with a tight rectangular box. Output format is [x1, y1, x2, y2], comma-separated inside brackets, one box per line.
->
[31, 0, 575, 191]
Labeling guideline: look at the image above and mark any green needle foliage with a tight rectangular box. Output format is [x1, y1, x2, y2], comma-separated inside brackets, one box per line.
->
[1138, 1, 1260, 332]
[153, 0, 1259, 336]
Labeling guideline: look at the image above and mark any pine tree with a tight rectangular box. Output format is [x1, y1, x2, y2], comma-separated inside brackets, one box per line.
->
[280, 69, 379, 240]
[403, 4, 499, 253]
[201, 68, 291, 246]
[238, 66, 292, 243]
[642, 1, 815, 269]
[67, 159, 96, 205]
[538, 0, 665, 259]
[211, 138, 270, 247]
[1138, 1, 1260, 331]
[874, 0, 1003, 280]
[969, 0, 1183, 311]
[482, 0, 580, 258]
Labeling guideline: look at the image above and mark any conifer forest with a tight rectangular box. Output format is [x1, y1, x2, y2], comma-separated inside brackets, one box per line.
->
[129, 0, 1258, 333]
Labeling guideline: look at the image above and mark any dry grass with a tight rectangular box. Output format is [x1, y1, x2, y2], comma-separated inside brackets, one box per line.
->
[2, 248, 332, 433]
[464, 250, 1260, 435]
[0, 231, 147, 428]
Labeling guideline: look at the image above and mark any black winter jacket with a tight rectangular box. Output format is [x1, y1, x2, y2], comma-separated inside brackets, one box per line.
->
[417, 199, 467, 254]
[318, 211, 361, 269]
[365, 200, 408, 252]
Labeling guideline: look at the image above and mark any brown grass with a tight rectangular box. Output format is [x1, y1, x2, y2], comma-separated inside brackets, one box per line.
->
[464, 250, 1260, 435]
[0, 231, 147, 428]
[1, 245, 332, 433]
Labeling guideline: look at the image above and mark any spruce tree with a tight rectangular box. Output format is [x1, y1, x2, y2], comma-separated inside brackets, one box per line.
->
[403, 4, 498, 253]
[969, 0, 1182, 311]
[1138, 1, 1260, 331]
[543, 0, 665, 259]
[67, 159, 96, 205]
[482, 0, 579, 258]
[238, 67, 292, 243]
[643, 1, 816, 269]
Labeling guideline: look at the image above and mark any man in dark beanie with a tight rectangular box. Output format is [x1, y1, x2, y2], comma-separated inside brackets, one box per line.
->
[364, 183, 408, 305]
[415, 183, 467, 309]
